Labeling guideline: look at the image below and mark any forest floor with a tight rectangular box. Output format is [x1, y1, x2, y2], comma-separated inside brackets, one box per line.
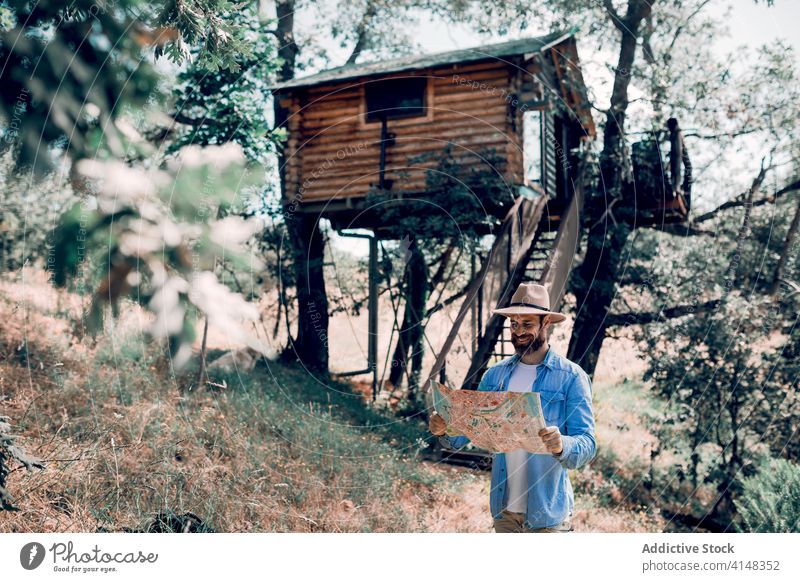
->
[1, 268, 666, 532]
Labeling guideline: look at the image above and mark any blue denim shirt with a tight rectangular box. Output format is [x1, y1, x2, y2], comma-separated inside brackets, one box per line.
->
[442, 347, 596, 529]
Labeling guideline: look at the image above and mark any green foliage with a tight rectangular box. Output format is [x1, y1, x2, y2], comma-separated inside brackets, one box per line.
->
[736, 457, 800, 532]
[51, 145, 267, 369]
[0, 153, 78, 272]
[364, 145, 512, 241]
[634, 189, 800, 522]
[155, 0, 257, 73]
[0, 0, 159, 174]
[0, 0, 262, 174]
[642, 293, 788, 513]
[169, 5, 282, 162]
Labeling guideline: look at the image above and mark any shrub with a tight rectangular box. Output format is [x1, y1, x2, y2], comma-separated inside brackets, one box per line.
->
[736, 457, 800, 532]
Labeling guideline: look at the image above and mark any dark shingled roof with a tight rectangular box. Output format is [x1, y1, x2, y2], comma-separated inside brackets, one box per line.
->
[271, 30, 574, 92]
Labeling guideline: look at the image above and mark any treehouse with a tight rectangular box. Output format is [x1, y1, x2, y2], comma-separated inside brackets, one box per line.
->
[271, 32, 690, 411]
[271, 30, 596, 235]
[271, 32, 600, 398]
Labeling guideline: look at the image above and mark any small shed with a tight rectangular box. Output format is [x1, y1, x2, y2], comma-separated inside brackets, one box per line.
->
[272, 30, 596, 232]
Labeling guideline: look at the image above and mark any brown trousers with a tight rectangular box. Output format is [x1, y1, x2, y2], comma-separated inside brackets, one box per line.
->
[493, 510, 573, 533]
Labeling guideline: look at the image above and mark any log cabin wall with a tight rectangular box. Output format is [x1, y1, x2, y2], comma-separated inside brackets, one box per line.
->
[281, 59, 552, 209]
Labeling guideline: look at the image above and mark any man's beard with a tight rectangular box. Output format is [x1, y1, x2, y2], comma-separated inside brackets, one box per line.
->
[511, 331, 545, 356]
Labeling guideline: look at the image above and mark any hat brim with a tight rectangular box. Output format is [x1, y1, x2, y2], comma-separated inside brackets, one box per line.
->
[491, 306, 566, 323]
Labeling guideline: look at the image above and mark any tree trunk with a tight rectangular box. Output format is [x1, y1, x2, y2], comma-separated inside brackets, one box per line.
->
[273, 0, 298, 85]
[272, 1, 329, 374]
[346, 1, 377, 65]
[567, 1, 651, 377]
[567, 221, 632, 376]
[388, 244, 428, 391]
[287, 213, 330, 375]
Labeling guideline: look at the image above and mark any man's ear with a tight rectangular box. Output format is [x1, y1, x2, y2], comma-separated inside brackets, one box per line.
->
[542, 315, 553, 329]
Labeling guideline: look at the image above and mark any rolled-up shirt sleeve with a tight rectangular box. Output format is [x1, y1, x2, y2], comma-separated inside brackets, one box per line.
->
[555, 370, 596, 470]
[439, 434, 470, 449]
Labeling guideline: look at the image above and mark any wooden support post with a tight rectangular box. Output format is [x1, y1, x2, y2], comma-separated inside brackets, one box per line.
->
[369, 233, 378, 401]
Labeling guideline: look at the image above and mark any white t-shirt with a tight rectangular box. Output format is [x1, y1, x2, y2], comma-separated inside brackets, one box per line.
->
[504, 362, 539, 513]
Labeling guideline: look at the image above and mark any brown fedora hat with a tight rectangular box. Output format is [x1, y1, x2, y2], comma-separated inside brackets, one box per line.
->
[491, 283, 566, 323]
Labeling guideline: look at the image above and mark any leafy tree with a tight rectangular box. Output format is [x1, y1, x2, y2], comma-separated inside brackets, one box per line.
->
[0, 2, 280, 370]
[603, 41, 800, 526]
[168, 4, 283, 162]
[442, 0, 798, 379]
[0, 153, 77, 272]
[633, 184, 799, 526]
[52, 145, 266, 370]
[0, 0, 250, 175]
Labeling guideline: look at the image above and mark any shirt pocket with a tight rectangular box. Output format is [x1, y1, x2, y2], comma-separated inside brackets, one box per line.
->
[538, 390, 566, 426]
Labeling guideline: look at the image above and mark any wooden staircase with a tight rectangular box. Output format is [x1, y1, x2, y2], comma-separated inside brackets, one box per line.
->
[423, 180, 584, 469]
[491, 226, 560, 362]
[425, 171, 585, 395]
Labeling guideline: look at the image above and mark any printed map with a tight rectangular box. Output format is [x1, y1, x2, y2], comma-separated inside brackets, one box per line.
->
[431, 381, 549, 454]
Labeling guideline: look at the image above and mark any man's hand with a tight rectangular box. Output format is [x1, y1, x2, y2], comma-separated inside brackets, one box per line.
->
[429, 412, 447, 436]
[539, 426, 563, 456]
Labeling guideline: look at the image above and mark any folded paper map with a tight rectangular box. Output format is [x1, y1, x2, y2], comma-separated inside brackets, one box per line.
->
[431, 380, 549, 454]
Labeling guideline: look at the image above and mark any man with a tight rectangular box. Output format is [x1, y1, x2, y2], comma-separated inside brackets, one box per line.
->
[429, 283, 596, 533]
[667, 117, 692, 211]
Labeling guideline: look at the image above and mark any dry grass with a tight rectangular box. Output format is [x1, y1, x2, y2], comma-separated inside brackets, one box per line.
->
[0, 268, 672, 533]
[0, 270, 472, 532]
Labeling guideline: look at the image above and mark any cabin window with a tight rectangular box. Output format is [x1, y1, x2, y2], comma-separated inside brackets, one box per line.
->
[365, 77, 427, 122]
[523, 110, 543, 187]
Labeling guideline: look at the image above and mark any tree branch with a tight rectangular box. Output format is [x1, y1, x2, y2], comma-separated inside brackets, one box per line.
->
[346, 0, 377, 65]
[683, 128, 758, 140]
[666, 0, 713, 54]
[606, 298, 721, 327]
[693, 178, 798, 224]
[425, 286, 470, 317]
[171, 112, 217, 127]
[603, 0, 626, 32]
[660, 224, 719, 237]
[724, 156, 770, 290]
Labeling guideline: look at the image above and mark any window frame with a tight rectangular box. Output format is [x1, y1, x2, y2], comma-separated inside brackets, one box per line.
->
[358, 74, 434, 129]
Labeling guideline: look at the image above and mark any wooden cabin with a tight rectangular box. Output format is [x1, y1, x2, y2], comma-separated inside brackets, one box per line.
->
[271, 31, 597, 234]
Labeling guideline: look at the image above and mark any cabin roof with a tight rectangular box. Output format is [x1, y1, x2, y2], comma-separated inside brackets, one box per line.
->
[271, 30, 574, 92]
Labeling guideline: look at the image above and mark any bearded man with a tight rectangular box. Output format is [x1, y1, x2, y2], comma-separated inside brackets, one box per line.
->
[429, 283, 596, 532]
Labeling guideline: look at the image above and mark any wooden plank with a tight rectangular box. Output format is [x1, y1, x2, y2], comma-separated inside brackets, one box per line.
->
[432, 61, 512, 76]
[299, 124, 509, 150]
[297, 161, 511, 192]
[296, 160, 517, 200]
[540, 163, 585, 309]
[298, 103, 510, 131]
[299, 111, 509, 143]
[432, 69, 511, 85]
[423, 196, 527, 391]
[298, 150, 510, 178]
[300, 62, 508, 100]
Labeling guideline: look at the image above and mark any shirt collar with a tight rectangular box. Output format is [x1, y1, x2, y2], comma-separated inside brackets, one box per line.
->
[507, 346, 556, 370]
